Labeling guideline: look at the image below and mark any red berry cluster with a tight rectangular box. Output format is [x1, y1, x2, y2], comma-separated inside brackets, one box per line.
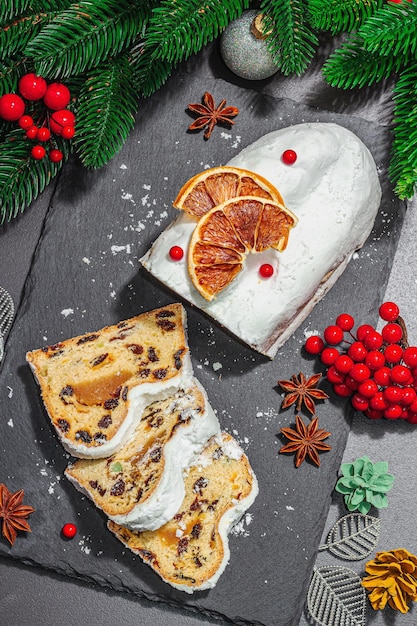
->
[0, 73, 76, 163]
[304, 302, 417, 424]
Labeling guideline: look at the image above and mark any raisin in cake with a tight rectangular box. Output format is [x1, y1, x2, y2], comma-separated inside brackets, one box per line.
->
[26, 304, 194, 458]
[141, 123, 382, 357]
[65, 381, 220, 531]
[108, 432, 258, 593]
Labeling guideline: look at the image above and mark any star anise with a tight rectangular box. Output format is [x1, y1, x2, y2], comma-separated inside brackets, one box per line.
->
[280, 415, 331, 468]
[278, 372, 329, 415]
[0, 483, 35, 546]
[187, 92, 239, 139]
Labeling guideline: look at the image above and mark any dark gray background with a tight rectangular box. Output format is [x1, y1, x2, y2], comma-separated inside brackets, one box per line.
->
[0, 39, 408, 626]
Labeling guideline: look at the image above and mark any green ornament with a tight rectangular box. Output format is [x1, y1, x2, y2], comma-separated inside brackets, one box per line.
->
[220, 10, 278, 81]
[335, 455, 395, 515]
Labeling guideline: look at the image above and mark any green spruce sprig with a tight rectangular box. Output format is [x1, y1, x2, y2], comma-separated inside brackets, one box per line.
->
[307, 0, 384, 35]
[261, 0, 318, 76]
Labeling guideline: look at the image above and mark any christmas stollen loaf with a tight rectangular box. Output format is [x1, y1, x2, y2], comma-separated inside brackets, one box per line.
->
[65, 381, 220, 531]
[26, 304, 195, 458]
[108, 431, 258, 593]
[141, 123, 382, 357]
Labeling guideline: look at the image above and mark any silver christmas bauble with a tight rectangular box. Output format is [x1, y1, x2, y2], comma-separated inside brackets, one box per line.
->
[220, 10, 278, 81]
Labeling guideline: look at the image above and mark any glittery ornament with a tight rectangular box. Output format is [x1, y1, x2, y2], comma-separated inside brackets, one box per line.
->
[220, 11, 278, 81]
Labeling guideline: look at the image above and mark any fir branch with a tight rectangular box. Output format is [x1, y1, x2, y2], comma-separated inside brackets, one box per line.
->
[0, 58, 26, 97]
[145, 0, 248, 65]
[0, 0, 71, 25]
[389, 62, 417, 200]
[0, 11, 63, 62]
[24, 0, 150, 79]
[322, 34, 408, 89]
[307, 0, 384, 35]
[74, 54, 138, 168]
[130, 43, 173, 97]
[0, 129, 68, 224]
[359, 2, 417, 58]
[261, 0, 318, 76]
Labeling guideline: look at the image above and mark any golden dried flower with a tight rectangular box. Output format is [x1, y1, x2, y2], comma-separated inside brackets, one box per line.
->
[362, 548, 417, 613]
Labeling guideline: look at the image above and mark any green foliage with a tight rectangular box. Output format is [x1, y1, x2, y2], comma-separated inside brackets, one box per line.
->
[145, 0, 249, 65]
[261, 0, 318, 76]
[25, 0, 149, 79]
[0, 129, 68, 224]
[307, 0, 384, 35]
[322, 34, 408, 89]
[359, 2, 417, 57]
[74, 55, 138, 168]
[389, 62, 417, 200]
[130, 43, 174, 97]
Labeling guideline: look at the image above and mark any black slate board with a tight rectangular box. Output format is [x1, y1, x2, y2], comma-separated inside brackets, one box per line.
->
[0, 44, 406, 626]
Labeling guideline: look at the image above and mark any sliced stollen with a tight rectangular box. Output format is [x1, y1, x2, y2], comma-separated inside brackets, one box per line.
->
[26, 303, 194, 458]
[108, 431, 259, 593]
[65, 381, 220, 531]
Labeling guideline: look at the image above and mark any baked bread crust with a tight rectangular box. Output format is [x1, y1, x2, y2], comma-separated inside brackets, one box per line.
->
[65, 382, 221, 530]
[26, 304, 193, 458]
[108, 432, 258, 593]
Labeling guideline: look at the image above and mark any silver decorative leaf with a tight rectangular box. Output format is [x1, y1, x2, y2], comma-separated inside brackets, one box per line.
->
[307, 565, 366, 626]
[318, 513, 380, 561]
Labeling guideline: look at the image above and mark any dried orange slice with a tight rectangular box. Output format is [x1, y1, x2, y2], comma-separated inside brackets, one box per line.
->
[188, 196, 297, 301]
[174, 166, 285, 217]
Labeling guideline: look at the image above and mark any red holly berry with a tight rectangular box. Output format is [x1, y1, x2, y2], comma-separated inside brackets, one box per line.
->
[31, 145, 46, 160]
[356, 324, 374, 342]
[61, 125, 75, 139]
[384, 344, 403, 364]
[36, 126, 51, 142]
[403, 346, 417, 367]
[373, 366, 391, 387]
[335, 313, 355, 331]
[18, 73, 47, 101]
[320, 347, 340, 366]
[370, 392, 388, 411]
[304, 335, 324, 355]
[334, 354, 354, 374]
[259, 263, 274, 278]
[333, 383, 352, 397]
[384, 385, 403, 404]
[379, 301, 400, 321]
[351, 393, 369, 411]
[390, 364, 411, 385]
[323, 325, 344, 345]
[282, 149, 297, 165]
[384, 404, 402, 420]
[18, 114, 34, 130]
[49, 148, 63, 163]
[357, 379, 378, 398]
[381, 322, 403, 344]
[61, 522, 77, 539]
[25, 125, 38, 139]
[0, 93, 25, 121]
[365, 350, 385, 371]
[400, 387, 416, 406]
[43, 82, 71, 110]
[349, 363, 371, 383]
[50, 109, 76, 135]
[348, 341, 367, 362]
[169, 245, 184, 261]
[363, 331, 383, 351]
[327, 365, 345, 384]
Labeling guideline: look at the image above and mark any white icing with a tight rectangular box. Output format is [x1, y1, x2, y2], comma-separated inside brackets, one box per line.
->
[107, 379, 220, 531]
[140, 123, 382, 357]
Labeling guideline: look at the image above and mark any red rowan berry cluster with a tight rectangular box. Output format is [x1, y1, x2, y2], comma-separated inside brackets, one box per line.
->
[0, 73, 76, 163]
[304, 302, 417, 424]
